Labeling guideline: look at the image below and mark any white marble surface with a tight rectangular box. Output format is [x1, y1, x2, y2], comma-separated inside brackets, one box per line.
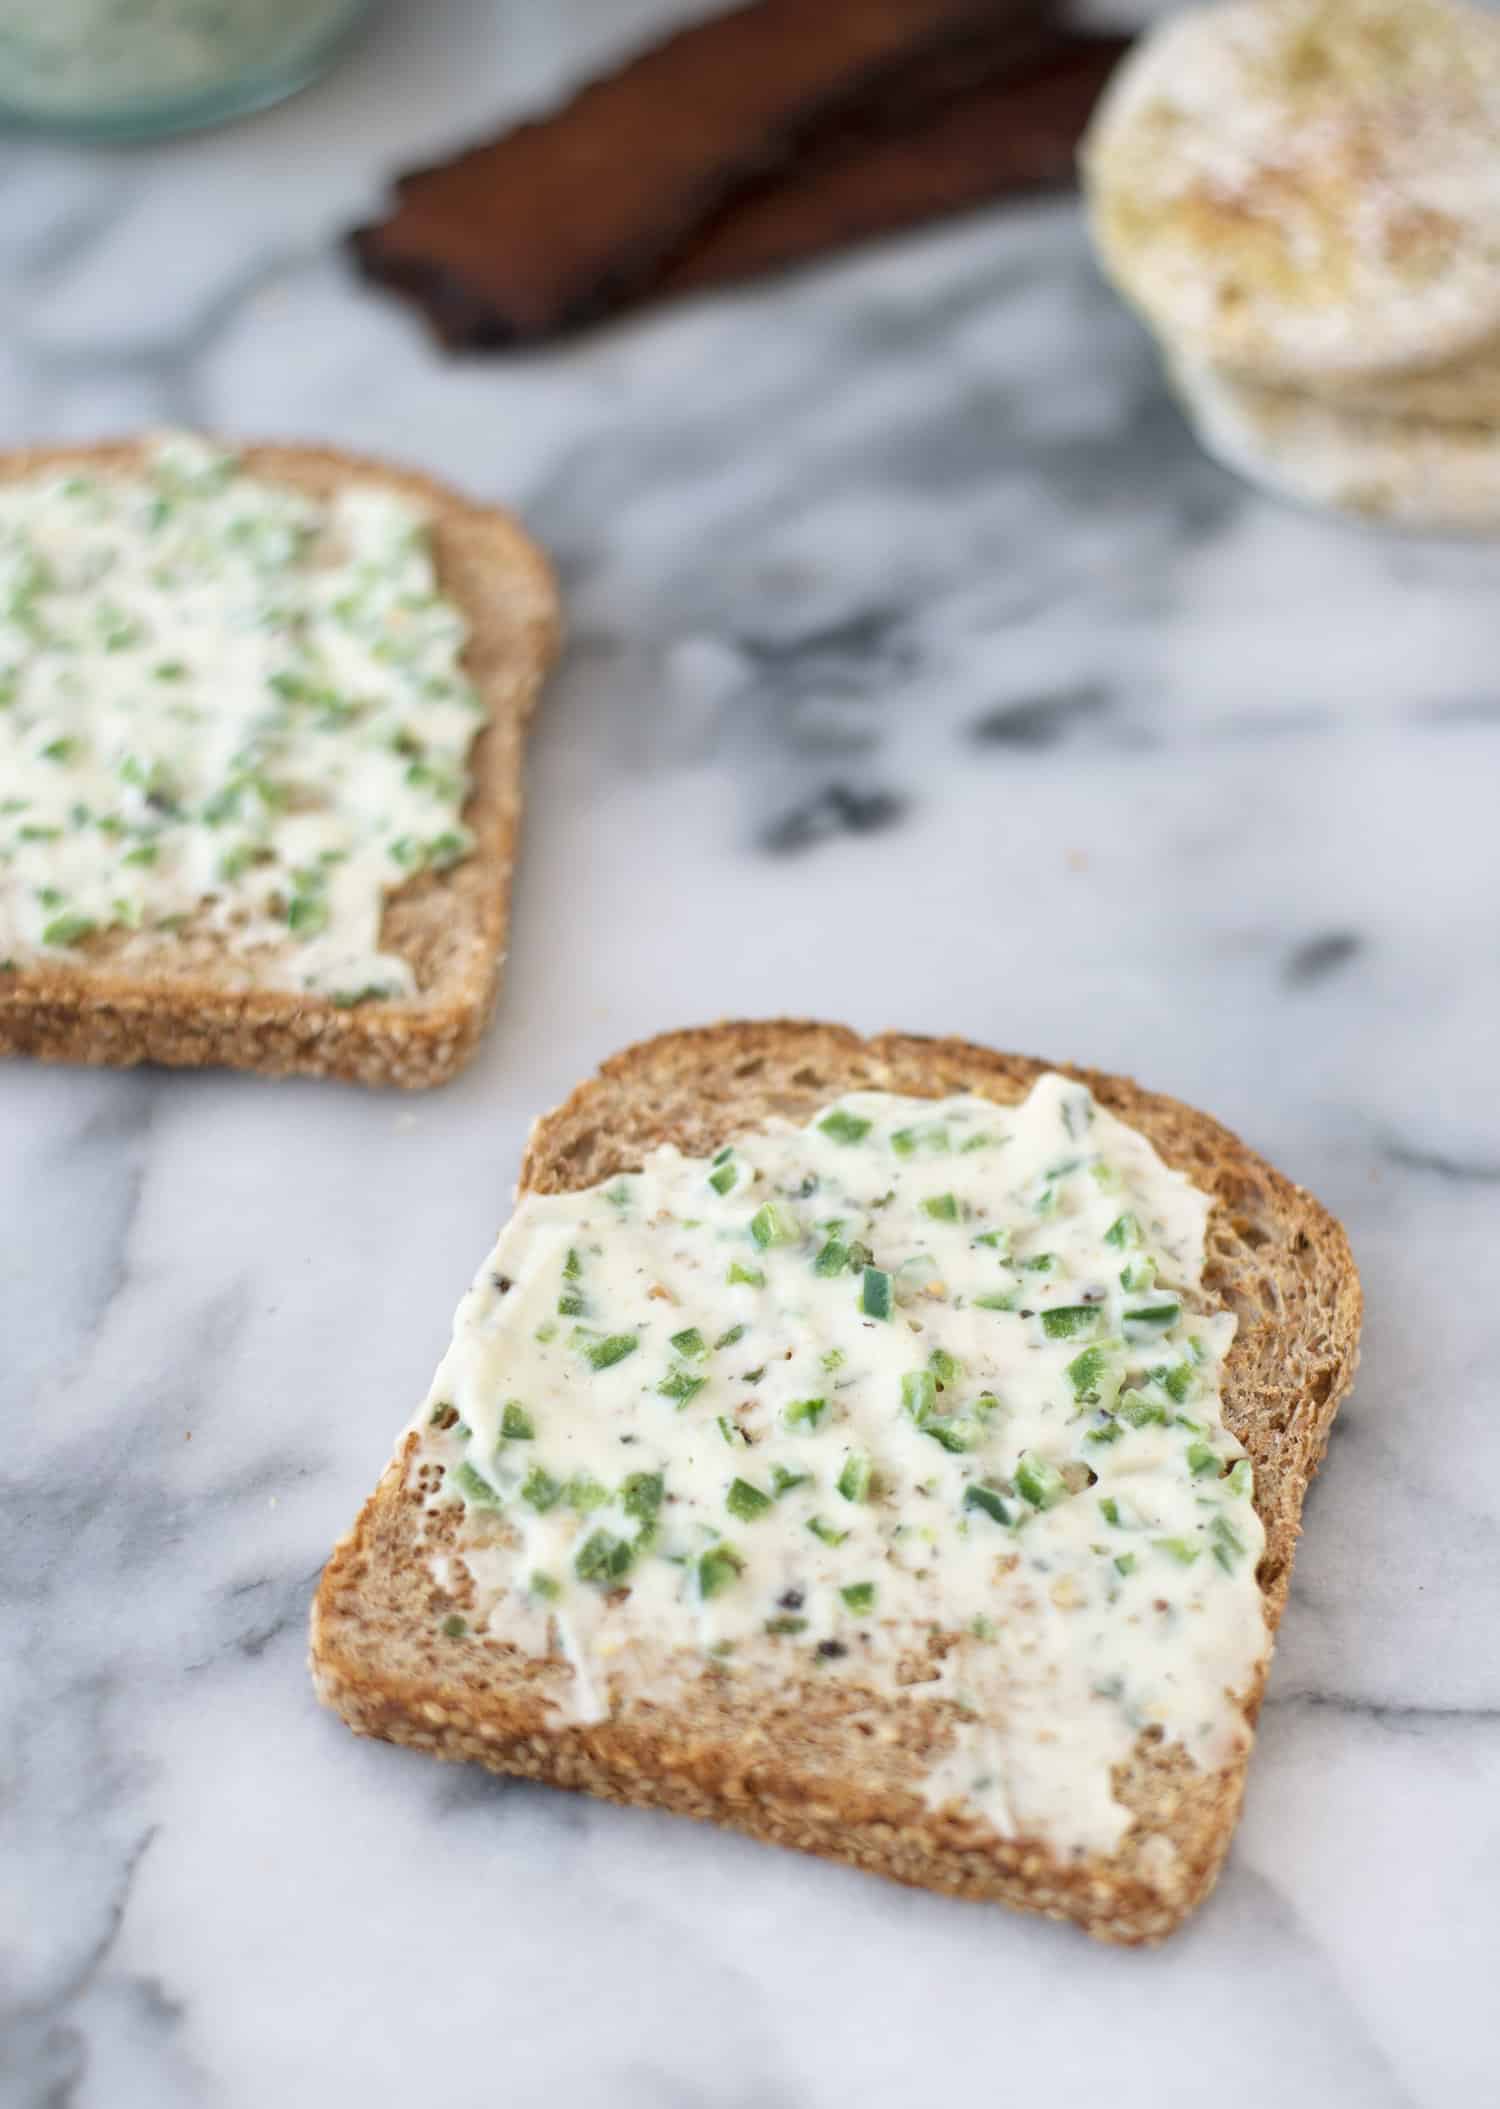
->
[4, 4, 1499, 2104]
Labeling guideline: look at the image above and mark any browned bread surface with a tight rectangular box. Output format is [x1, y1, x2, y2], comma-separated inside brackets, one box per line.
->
[0, 440, 560, 1088]
[311, 1022, 1362, 1940]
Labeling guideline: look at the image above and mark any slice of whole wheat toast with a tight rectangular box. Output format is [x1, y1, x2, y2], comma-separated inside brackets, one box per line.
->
[0, 440, 560, 1089]
[310, 1021, 1361, 1941]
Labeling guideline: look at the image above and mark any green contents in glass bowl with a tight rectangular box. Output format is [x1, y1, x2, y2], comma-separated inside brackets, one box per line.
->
[0, 0, 373, 140]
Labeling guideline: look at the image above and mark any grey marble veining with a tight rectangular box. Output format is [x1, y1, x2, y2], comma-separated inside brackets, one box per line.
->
[3, 4, 1499, 2105]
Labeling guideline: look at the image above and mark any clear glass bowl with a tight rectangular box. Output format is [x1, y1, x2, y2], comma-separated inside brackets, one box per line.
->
[0, 0, 375, 142]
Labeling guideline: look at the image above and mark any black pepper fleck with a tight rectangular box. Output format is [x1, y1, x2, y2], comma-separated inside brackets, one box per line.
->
[817, 1640, 848, 1660]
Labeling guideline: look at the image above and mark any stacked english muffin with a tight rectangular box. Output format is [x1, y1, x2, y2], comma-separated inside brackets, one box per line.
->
[1081, 0, 1500, 532]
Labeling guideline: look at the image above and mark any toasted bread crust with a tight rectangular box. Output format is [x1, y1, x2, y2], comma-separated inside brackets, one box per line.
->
[311, 1022, 1362, 1940]
[0, 439, 561, 1088]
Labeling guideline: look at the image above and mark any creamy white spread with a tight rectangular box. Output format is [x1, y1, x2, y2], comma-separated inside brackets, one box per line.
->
[414, 1075, 1267, 1856]
[0, 1, 358, 114]
[0, 436, 483, 1001]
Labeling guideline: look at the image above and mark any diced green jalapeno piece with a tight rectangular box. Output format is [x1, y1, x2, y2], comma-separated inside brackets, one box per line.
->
[708, 1159, 738, 1195]
[1067, 1345, 1112, 1401]
[1210, 1515, 1245, 1559]
[922, 1193, 959, 1222]
[671, 1327, 708, 1359]
[1114, 1553, 1138, 1577]
[765, 1615, 807, 1635]
[928, 1348, 962, 1388]
[840, 1581, 876, 1613]
[566, 1474, 609, 1514]
[1042, 1305, 1100, 1340]
[530, 1572, 561, 1601]
[521, 1466, 563, 1512]
[1086, 1418, 1122, 1446]
[892, 1123, 949, 1156]
[836, 1451, 873, 1502]
[1125, 1303, 1181, 1334]
[579, 1332, 638, 1371]
[1153, 1536, 1201, 1565]
[1118, 1392, 1169, 1428]
[286, 893, 328, 936]
[726, 1477, 773, 1522]
[715, 1325, 746, 1350]
[813, 1238, 849, 1277]
[785, 1396, 827, 1430]
[622, 1472, 664, 1523]
[42, 913, 96, 947]
[924, 1417, 982, 1454]
[902, 1370, 937, 1422]
[658, 1367, 706, 1407]
[576, 1531, 635, 1584]
[1104, 1213, 1141, 1249]
[1098, 1496, 1122, 1526]
[727, 1262, 766, 1288]
[964, 1484, 1011, 1526]
[698, 1544, 744, 1598]
[1015, 1451, 1067, 1509]
[860, 1267, 893, 1320]
[1187, 1442, 1220, 1478]
[819, 1109, 871, 1145]
[974, 1292, 1016, 1312]
[1226, 1458, 1253, 1499]
[808, 1516, 849, 1548]
[749, 1202, 800, 1248]
[562, 1248, 582, 1280]
[452, 1461, 500, 1507]
[771, 1465, 810, 1497]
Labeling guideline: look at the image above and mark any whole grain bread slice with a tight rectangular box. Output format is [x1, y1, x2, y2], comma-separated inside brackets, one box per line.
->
[0, 440, 560, 1088]
[310, 1021, 1361, 1941]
